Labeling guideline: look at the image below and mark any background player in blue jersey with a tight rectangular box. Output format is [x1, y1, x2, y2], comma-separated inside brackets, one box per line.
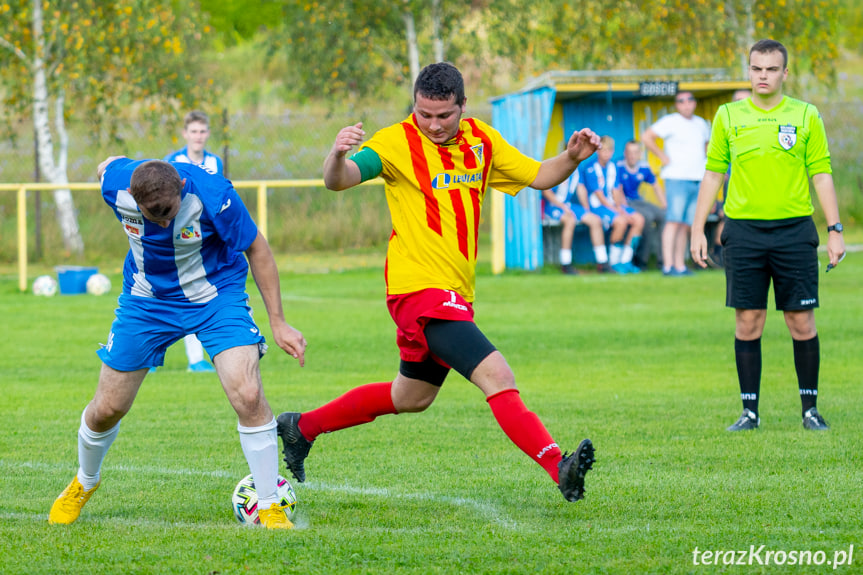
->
[163, 110, 224, 372]
[164, 110, 224, 176]
[48, 157, 306, 529]
[582, 136, 644, 274]
[540, 169, 609, 274]
[616, 140, 666, 270]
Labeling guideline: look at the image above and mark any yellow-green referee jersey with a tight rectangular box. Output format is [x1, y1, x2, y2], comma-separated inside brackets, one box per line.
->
[706, 96, 832, 220]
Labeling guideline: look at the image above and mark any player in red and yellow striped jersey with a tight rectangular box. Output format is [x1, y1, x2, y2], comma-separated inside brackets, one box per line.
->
[360, 106, 540, 301]
[278, 62, 600, 503]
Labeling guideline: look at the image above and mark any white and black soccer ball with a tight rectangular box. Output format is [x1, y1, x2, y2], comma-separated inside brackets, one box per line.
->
[231, 473, 297, 524]
[86, 273, 112, 296]
[32, 275, 58, 297]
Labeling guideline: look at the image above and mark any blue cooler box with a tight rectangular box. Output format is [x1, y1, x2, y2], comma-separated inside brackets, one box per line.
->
[56, 266, 98, 295]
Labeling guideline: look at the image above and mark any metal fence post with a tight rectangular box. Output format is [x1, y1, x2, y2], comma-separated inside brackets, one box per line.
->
[18, 186, 28, 292]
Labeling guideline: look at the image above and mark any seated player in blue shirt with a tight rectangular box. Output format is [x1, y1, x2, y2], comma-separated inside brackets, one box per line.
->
[541, 169, 611, 274]
[616, 140, 666, 270]
[48, 157, 307, 530]
[582, 136, 645, 274]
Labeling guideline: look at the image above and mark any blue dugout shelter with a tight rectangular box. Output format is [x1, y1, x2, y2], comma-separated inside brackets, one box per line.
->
[490, 69, 750, 273]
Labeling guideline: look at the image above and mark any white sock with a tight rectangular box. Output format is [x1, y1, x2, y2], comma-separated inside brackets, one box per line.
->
[238, 418, 279, 507]
[593, 245, 608, 264]
[77, 410, 120, 491]
[184, 334, 205, 365]
[610, 244, 623, 265]
[559, 249, 572, 266]
[622, 244, 634, 264]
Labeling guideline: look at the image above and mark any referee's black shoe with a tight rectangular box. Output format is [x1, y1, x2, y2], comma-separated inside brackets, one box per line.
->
[802, 407, 829, 431]
[727, 409, 759, 431]
[558, 439, 595, 502]
[277, 412, 314, 482]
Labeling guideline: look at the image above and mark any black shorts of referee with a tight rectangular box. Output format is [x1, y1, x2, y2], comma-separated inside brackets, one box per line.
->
[721, 216, 819, 311]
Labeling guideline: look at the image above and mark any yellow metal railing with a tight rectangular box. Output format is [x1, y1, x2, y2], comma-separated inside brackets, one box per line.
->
[1, 179, 382, 292]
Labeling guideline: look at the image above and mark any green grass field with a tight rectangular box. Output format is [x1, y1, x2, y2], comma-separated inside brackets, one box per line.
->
[1, 257, 861, 574]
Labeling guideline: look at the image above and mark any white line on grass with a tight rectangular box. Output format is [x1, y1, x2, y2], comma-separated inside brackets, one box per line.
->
[4, 460, 235, 479]
[9, 460, 518, 530]
[306, 481, 518, 530]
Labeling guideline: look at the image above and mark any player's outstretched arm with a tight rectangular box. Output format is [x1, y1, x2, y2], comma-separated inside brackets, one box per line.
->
[532, 128, 601, 191]
[690, 171, 725, 268]
[245, 232, 307, 366]
[323, 122, 365, 191]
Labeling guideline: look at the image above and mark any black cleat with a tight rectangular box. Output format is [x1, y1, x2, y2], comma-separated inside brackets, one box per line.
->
[726, 409, 759, 431]
[558, 439, 595, 502]
[276, 412, 314, 482]
[561, 264, 579, 275]
[802, 407, 829, 431]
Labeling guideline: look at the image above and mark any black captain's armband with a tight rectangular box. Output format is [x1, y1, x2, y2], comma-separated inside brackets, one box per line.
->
[349, 148, 383, 182]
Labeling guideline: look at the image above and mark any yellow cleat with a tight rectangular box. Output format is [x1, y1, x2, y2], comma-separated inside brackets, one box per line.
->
[258, 502, 294, 530]
[48, 477, 100, 525]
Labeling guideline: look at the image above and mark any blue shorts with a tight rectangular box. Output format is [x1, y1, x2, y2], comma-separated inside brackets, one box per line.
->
[543, 202, 587, 224]
[97, 293, 267, 371]
[591, 205, 635, 229]
[665, 179, 700, 225]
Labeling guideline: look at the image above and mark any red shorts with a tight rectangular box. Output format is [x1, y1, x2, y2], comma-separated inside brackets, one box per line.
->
[386, 289, 476, 364]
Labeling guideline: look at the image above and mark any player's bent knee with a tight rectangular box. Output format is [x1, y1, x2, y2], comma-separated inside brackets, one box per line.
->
[88, 401, 129, 427]
[228, 383, 266, 415]
[397, 396, 434, 413]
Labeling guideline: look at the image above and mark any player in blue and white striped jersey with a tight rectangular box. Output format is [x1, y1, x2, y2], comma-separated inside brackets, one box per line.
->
[48, 157, 306, 530]
[163, 110, 224, 370]
[540, 169, 609, 274]
[164, 110, 224, 176]
[582, 136, 644, 274]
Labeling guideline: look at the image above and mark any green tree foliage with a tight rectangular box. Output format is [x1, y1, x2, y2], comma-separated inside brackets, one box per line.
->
[274, 0, 492, 101]
[841, 0, 863, 51]
[0, 0, 215, 141]
[269, 0, 844, 103]
[0, 0, 215, 254]
[526, 0, 841, 83]
[199, 0, 282, 46]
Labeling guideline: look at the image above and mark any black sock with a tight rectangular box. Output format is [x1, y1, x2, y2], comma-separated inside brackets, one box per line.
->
[793, 335, 820, 414]
[735, 337, 761, 415]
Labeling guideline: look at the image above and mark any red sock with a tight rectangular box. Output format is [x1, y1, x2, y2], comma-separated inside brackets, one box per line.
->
[299, 382, 396, 441]
[487, 388, 562, 483]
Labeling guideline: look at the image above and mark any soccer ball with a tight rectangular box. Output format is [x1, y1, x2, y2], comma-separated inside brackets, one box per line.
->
[32, 275, 58, 297]
[231, 473, 297, 524]
[86, 273, 112, 296]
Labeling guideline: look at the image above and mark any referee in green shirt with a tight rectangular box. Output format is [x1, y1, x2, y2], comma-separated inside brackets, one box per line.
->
[691, 39, 846, 432]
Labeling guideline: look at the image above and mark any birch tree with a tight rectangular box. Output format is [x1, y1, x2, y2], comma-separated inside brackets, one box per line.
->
[0, 0, 212, 255]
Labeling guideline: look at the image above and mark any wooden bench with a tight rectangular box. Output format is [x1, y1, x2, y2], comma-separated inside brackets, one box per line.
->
[541, 214, 719, 266]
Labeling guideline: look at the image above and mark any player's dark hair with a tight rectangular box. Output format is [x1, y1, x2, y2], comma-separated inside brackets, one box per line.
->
[750, 39, 788, 69]
[130, 160, 183, 218]
[414, 62, 465, 106]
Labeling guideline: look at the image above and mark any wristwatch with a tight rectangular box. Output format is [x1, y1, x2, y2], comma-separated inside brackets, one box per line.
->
[827, 223, 844, 233]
